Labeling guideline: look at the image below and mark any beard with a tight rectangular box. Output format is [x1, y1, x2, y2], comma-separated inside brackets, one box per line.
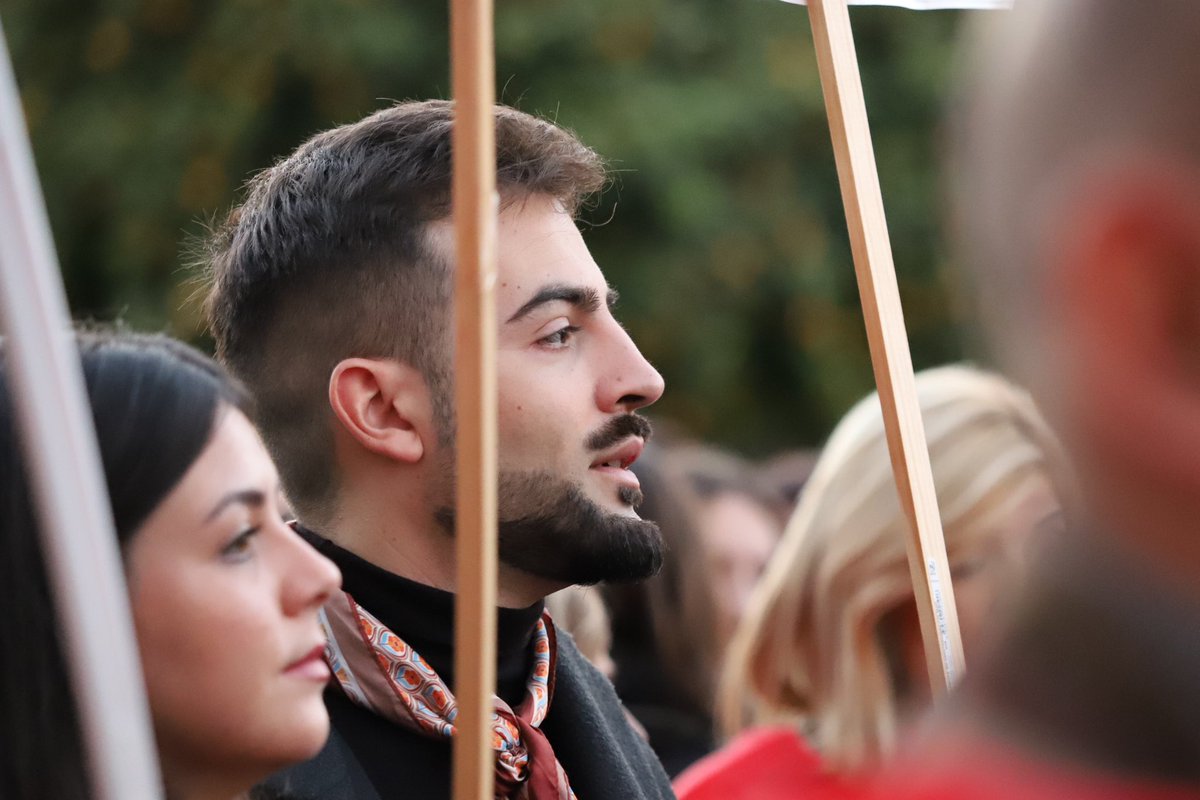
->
[434, 415, 665, 585]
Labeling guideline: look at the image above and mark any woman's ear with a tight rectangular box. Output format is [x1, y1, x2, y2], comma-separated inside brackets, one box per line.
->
[328, 358, 433, 463]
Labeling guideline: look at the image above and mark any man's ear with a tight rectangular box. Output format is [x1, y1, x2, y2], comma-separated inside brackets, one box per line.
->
[1050, 159, 1200, 484]
[328, 358, 433, 464]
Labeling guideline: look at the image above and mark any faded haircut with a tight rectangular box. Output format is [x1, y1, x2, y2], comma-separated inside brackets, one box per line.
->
[202, 100, 606, 524]
[953, 1, 1200, 377]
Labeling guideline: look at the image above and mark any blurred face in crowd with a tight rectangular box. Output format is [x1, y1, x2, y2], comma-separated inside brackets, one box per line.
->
[900, 469, 1063, 697]
[432, 193, 667, 588]
[126, 408, 341, 794]
[949, 470, 1062, 655]
[699, 490, 780, 648]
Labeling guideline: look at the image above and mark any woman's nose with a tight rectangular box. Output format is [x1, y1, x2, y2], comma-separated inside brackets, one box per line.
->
[282, 532, 341, 615]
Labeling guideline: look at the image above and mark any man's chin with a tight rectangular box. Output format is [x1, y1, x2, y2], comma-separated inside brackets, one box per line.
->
[439, 469, 663, 585]
[497, 510, 664, 586]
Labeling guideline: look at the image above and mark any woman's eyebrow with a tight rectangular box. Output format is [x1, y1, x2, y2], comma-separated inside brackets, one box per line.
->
[204, 489, 267, 522]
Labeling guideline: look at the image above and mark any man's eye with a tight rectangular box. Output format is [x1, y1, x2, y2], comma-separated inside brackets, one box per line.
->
[220, 527, 260, 562]
[540, 325, 580, 348]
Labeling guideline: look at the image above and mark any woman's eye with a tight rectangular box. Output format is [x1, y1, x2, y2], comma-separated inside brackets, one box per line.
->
[950, 557, 986, 582]
[540, 325, 579, 348]
[220, 527, 260, 562]
[1036, 510, 1067, 538]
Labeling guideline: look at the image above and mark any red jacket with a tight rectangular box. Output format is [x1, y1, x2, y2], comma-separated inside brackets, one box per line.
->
[674, 727, 864, 800]
[872, 735, 1200, 800]
[674, 726, 1199, 800]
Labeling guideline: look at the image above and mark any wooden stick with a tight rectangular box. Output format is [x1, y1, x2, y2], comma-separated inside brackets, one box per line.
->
[807, 0, 965, 692]
[450, 0, 498, 798]
[0, 19, 164, 800]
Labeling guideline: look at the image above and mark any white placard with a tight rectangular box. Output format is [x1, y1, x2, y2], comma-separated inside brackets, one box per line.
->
[783, 0, 1011, 8]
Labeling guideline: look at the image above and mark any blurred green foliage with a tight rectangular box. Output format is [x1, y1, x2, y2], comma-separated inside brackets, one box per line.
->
[3, 0, 979, 454]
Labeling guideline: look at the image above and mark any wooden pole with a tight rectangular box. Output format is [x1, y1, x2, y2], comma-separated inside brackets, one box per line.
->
[807, 0, 965, 692]
[450, 0, 498, 797]
[0, 18, 164, 800]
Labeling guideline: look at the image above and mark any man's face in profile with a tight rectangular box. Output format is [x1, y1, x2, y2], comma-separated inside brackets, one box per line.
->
[432, 194, 667, 587]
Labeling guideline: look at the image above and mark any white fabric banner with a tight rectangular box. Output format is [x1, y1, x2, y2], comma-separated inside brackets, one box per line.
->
[782, 0, 1011, 8]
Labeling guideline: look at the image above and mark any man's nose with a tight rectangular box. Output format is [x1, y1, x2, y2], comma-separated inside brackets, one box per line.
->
[598, 324, 665, 414]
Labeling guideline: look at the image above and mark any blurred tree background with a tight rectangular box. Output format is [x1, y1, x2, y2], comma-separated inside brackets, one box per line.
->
[2, 0, 983, 455]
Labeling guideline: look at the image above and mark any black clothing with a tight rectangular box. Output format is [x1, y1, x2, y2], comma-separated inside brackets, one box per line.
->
[609, 641, 714, 778]
[261, 532, 675, 800]
[606, 582, 714, 777]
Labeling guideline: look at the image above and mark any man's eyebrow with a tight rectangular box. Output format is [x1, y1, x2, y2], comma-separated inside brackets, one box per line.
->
[204, 488, 267, 522]
[506, 283, 619, 324]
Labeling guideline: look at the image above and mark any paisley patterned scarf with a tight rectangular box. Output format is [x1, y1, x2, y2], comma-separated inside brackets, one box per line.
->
[319, 590, 576, 800]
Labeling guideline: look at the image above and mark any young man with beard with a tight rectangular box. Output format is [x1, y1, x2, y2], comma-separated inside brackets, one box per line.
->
[876, 2, 1200, 798]
[202, 101, 674, 800]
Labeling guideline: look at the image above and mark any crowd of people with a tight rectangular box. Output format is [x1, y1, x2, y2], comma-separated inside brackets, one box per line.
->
[4, 2, 1200, 798]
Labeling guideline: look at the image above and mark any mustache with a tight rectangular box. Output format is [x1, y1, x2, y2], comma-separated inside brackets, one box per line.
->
[585, 414, 652, 452]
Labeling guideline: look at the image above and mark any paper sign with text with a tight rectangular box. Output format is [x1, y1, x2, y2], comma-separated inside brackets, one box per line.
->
[782, 0, 1010, 9]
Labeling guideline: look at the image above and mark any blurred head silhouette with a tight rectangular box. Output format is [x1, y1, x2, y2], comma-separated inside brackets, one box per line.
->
[956, 1, 1200, 595]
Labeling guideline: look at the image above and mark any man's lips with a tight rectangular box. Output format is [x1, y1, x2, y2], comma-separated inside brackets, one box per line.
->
[590, 437, 644, 470]
[589, 437, 644, 489]
[283, 643, 331, 682]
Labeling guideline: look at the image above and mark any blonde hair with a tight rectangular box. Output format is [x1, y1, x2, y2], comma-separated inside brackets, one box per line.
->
[545, 586, 614, 677]
[716, 365, 1066, 771]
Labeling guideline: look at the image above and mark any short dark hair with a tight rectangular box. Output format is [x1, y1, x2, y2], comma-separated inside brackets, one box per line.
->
[0, 331, 248, 799]
[202, 100, 606, 524]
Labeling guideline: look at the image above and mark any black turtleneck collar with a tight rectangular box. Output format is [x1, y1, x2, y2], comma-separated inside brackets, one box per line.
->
[298, 525, 544, 708]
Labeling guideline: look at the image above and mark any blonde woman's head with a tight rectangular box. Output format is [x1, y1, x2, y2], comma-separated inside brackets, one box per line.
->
[717, 365, 1067, 772]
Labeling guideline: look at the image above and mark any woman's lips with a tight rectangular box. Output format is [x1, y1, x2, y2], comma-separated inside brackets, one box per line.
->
[284, 644, 331, 681]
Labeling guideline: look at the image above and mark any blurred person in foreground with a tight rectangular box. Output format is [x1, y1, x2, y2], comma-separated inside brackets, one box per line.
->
[606, 441, 780, 776]
[673, 365, 1066, 800]
[0, 332, 341, 800]
[876, 2, 1200, 797]
[202, 100, 673, 800]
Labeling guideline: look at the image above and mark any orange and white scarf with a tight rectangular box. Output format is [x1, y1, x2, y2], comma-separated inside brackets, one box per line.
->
[319, 590, 575, 800]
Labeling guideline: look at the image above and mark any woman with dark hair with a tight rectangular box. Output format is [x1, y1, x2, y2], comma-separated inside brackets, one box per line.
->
[0, 331, 341, 800]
